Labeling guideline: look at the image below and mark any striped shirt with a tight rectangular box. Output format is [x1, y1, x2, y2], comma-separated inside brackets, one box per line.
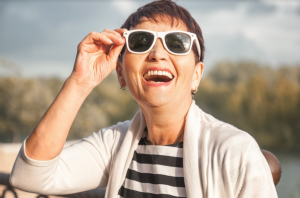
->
[118, 135, 186, 198]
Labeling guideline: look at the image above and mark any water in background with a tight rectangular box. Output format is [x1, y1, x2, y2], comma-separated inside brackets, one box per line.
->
[276, 153, 300, 198]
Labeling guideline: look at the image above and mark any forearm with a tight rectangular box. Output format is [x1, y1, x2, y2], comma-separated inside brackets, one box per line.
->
[10, 131, 112, 195]
[26, 77, 94, 160]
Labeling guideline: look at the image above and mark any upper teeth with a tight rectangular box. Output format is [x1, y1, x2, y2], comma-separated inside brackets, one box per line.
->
[144, 70, 173, 79]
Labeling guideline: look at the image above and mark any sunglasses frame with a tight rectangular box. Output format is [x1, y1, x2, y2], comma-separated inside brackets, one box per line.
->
[123, 29, 201, 60]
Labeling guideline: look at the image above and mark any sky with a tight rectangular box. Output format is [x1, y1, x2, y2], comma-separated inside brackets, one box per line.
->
[0, 0, 300, 78]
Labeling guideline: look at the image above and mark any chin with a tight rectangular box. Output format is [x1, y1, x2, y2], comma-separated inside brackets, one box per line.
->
[137, 93, 173, 108]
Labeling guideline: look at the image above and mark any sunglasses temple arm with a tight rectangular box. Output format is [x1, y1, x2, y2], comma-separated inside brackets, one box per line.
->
[195, 40, 201, 61]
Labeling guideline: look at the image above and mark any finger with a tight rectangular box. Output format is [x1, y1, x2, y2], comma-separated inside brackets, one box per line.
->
[102, 29, 126, 46]
[115, 28, 128, 36]
[91, 32, 115, 45]
[79, 31, 113, 47]
[107, 38, 125, 64]
[80, 30, 126, 49]
[93, 31, 125, 46]
[103, 28, 127, 38]
[103, 29, 122, 37]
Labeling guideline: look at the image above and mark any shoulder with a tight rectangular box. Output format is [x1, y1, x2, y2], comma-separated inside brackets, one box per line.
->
[87, 120, 131, 142]
[197, 107, 257, 155]
[80, 120, 132, 153]
[195, 109, 276, 197]
[98, 120, 132, 141]
[197, 108, 266, 172]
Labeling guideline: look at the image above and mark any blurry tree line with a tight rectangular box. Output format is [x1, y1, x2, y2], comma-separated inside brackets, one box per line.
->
[0, 73, 139, 142]
[0, 61, 299, 152]
[195, 61, 300, 153]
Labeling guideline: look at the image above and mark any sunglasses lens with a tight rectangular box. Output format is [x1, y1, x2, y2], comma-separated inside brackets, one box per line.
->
[165, 33, 191, 54]
[128, 32, 154, 52]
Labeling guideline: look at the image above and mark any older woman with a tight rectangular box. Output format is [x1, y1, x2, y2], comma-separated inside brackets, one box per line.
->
[10, 1, 278, 198]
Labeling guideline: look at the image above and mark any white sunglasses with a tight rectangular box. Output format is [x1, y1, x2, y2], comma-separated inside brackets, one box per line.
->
[123, 29, 201, 60]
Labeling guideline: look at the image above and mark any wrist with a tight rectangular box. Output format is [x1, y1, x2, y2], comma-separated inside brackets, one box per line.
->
[64, 76, 95, 98]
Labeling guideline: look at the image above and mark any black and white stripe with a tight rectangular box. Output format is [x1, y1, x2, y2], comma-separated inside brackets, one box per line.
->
[118, 136, 186, 198]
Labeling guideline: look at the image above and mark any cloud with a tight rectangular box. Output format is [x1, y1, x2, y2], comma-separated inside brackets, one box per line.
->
[185, 1, 300, 68]
[111, 0, 142, 17]
[297, 5, 300, 15]
[246, 2, 277, 15]
[0, 1, 299, 78]
[0, 2, 128, 61]
[0, 1, 130, 78]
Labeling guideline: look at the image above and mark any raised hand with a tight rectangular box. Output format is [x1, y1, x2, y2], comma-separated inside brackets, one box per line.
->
[70, 28, 127, 88]
[24, 29, 127, 160]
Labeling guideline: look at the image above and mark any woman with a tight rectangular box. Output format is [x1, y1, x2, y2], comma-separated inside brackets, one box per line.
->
[10, 1, 278, 198]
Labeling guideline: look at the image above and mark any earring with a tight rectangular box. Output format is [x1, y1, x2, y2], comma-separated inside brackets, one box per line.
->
[120, 82, 125, 90]
[191, 87, 198, 94]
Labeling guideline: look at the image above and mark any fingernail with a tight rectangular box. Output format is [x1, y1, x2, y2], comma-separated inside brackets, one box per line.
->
[107, 39, 113, 44]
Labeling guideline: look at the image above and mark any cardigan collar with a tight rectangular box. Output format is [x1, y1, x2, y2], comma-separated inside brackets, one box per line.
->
[105, 100, 203, 198]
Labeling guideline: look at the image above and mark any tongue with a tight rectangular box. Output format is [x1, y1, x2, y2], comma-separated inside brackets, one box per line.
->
[146, 75, 171, 83]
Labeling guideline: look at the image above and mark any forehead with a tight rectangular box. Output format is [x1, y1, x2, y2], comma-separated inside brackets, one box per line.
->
[131, 16, 189, 32]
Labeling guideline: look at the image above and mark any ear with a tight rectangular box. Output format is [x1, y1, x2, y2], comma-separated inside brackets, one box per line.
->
[116, 61, 127, 88]
[192, 61, 204, 90]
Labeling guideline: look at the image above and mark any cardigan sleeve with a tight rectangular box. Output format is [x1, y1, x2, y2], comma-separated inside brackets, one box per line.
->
[9, 123, 127, 195]
[236, 140, 278, 198]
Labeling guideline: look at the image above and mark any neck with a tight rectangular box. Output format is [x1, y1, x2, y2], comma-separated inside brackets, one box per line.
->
[140, 98, 193, 145]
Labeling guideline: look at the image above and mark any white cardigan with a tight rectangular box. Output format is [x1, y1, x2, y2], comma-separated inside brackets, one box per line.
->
[10, 101, 278, 198]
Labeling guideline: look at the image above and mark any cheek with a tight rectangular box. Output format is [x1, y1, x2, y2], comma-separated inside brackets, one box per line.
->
[122, 55, 136, 81]
[122, 52, 147, 80]
[176, 58, 196, 82]
[122, 55, 142, 89]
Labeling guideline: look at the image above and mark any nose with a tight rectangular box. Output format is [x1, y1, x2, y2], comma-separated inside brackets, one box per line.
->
[148, 38, 169, 61]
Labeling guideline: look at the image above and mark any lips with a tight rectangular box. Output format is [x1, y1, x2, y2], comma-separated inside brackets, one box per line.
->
[143, 69, 174, 84]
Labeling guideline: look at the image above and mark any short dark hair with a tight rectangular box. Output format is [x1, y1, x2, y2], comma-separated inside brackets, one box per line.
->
[120, 0, 205, 62]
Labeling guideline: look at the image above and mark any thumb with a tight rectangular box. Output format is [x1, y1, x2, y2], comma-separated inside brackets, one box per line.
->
[107, 40, 125, 65]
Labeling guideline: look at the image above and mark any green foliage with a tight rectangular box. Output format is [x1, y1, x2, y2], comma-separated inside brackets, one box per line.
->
[195, 61, 300, 152]
[0, 61, 299, 152]
[0, 77, 63, 142]
[0, 74, 139, 142]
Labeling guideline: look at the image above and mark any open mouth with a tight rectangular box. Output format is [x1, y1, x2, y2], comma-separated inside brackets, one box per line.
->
[143, 70, 174, 83]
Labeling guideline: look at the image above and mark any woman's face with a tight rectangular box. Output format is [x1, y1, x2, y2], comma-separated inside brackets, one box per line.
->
[117, 18, 203, 110]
